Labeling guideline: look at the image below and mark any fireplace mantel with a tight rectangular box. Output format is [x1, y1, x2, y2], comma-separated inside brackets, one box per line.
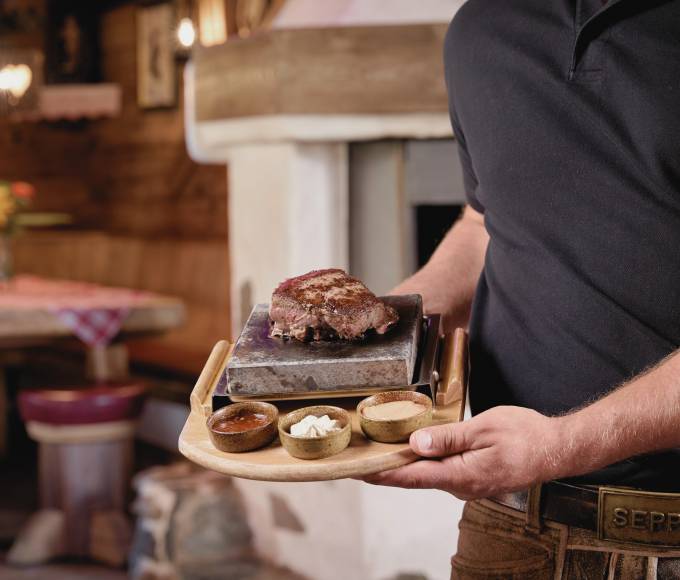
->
[194, 24, 448, 121]
[186, 24, 454, 160]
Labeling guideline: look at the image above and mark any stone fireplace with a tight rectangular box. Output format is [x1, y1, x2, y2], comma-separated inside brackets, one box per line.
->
[185, 1, 467, 578]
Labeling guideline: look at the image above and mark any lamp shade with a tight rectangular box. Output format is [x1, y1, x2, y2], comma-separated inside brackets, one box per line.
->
[0, 48, 43, 116]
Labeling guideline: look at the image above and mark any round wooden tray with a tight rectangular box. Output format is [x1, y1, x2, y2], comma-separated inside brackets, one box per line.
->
[178, 336, 467, 482]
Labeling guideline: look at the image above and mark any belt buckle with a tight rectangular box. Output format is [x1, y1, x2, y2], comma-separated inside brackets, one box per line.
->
[598, 486, 680, 547]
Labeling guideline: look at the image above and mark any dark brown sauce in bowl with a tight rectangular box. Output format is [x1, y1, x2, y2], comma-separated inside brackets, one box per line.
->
[212, 412, 270, 434]
[207, 401, 279, 453]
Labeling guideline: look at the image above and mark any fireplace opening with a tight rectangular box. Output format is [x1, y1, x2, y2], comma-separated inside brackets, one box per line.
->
[414, 204, 463, 268]
[348, 139, 468, 295]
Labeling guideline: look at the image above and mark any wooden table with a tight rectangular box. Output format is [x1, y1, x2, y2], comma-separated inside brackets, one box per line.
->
[0, 275, 185, 456]
[0, 275, 184, 342]
[0, 295, 184, 345]
[0, 276, 185, 565]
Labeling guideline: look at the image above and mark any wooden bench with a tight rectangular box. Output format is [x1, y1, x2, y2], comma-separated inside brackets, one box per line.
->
[12, 230, 231, 377]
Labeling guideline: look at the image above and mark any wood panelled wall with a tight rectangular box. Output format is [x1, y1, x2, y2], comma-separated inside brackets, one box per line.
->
[2, 2, 228, 238]
[4, 1, 231, 372]
[0, 113, 99, 226]
[0, 1, 95, 226]
[92, 4, 228, 239]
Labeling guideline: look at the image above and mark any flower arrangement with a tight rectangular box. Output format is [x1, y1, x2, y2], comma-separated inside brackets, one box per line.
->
[0, 180, 35, 235]
[0, 180, 71, 283]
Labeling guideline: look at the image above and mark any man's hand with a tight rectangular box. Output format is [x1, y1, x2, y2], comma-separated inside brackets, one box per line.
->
[363, 406, 564, 500]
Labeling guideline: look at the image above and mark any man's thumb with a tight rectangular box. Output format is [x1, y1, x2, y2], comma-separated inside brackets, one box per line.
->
[409, 423, 468, 458]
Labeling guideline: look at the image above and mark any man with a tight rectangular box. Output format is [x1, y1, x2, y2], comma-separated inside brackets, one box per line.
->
[366, 0, 680, 577]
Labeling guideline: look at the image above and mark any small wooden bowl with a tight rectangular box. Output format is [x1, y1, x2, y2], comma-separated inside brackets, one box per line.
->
[207, 402, 279, 453]
[357, 391, 433, 443]
[279, 405, 351, 460]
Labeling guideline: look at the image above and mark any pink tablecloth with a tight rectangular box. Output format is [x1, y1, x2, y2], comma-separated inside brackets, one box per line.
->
[0, 275, 156, 346]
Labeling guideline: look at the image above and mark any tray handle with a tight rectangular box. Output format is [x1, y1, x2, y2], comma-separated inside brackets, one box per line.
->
[436, 328, 468, 421]
[190, 340, 233, 417]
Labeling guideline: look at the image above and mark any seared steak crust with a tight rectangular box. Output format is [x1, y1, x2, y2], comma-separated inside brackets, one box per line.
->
[269, 269, 399, 341]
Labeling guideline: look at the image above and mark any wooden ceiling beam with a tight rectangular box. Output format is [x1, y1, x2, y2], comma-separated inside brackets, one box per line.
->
[194, 23, 449, 122]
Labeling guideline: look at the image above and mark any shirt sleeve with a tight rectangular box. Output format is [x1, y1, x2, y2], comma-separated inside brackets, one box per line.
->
[443, 19, 484, 213]
[450, 108, 484, 214]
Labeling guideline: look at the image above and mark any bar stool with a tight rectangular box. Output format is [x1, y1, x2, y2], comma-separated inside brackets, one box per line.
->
[8, 383, 146, 566]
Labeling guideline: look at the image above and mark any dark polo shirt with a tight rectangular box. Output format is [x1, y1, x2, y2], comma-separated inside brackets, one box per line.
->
[445, 0, 680, 487]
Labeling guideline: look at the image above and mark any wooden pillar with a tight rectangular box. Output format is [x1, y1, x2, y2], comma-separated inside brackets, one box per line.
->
[86, 343, 129, 383]
[226, 142, 349, 335]
[9, 421, 136, 566]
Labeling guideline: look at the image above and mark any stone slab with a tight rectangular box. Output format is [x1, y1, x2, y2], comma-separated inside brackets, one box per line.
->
[224, 295, 422, 396]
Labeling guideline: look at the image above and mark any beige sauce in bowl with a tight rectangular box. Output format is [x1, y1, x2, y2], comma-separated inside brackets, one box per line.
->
[362, 400, 427, 421]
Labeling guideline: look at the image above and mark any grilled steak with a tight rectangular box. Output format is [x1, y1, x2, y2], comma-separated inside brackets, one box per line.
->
[269, 269, 399, 341]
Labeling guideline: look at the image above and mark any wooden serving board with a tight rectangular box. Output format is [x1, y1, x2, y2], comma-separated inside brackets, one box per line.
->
[178, 332, 467, 482]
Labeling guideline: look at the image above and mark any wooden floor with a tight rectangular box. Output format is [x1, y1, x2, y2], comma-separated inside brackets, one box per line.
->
[0, 360, 307, 580]
[0, 555, 126, 580]
[0, 554, 306, 580]
[0, 427, 306, 580]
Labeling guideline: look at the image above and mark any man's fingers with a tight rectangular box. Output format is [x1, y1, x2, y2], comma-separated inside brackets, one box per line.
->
[363, 460, 445, 489]
[409, 422, 470, 458]
[363, 457, 466, 491]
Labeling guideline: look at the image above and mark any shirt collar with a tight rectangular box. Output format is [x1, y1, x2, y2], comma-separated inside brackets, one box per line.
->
[569, 0, 660, 79]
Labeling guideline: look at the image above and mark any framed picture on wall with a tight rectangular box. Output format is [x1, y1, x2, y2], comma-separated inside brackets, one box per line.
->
[136, 2, 176, 109]
[45, 0, 100, 84]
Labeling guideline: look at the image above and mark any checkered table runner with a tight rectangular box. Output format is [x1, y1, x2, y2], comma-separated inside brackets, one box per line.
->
[50, 307, 132, 346]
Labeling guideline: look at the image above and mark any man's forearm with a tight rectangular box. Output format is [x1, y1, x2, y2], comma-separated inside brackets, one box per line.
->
[392, 205, 488, 332]
[550, 350, 680, 480]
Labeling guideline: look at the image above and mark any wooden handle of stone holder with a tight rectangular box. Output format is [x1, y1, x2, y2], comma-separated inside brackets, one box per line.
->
[189, 340, 234, 417]
[436, 328, 468, 420]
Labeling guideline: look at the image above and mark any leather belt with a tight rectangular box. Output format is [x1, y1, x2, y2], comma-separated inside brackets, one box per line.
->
[492, 481, 680, 548]
[492, 481, 601, 531]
